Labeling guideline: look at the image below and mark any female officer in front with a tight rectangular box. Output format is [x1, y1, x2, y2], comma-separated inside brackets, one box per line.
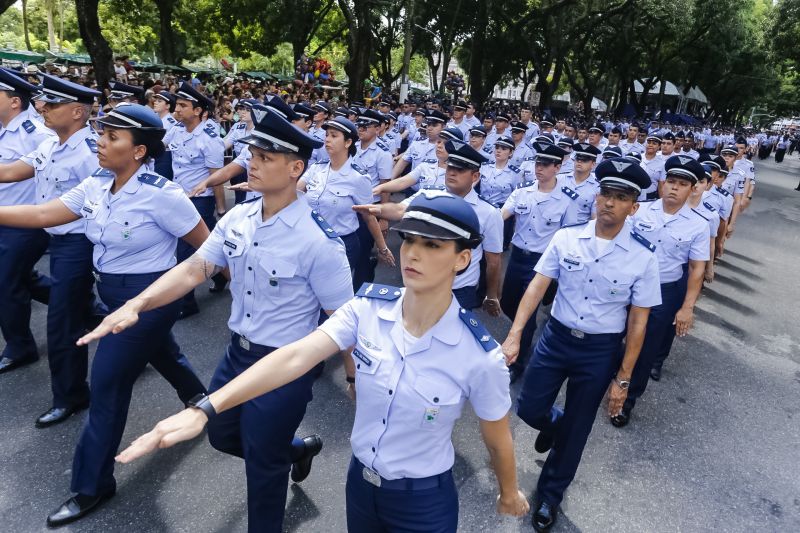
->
[298, 116, 395, 280]
[0, 103, 208, 526]
[109, 192, 530, 531]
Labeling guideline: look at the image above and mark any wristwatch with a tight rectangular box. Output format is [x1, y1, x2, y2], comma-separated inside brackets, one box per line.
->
[187, 393, 217, 419]
[614, 377, 631, 390]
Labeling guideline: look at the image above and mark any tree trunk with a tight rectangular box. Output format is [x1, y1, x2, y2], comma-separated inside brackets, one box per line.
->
[21, 0, 32, 51]
[46, 2, 57, 50]
[340, 0, 373, 101]
[155, 0, 177, 65]
[468, 0, 489, 106]
[75, 0, 114, 98]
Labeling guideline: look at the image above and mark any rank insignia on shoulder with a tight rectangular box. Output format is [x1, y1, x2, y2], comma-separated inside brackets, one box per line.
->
[518, 180, 535, 189]
[376, 140, 389, 151]
[85, 138, 98, 153]
[482, 146, 493, 153]
[691, 208, 709, 221]
[717, 187, 731, 197]
[166, 116, 176, 123]
[22, 120, 36, 133]
[524, 156, 535, 161]
[422, 185, 446, 190]
[508, 164, 520, 173]
[630, 231, 656, 252]
[702, 201, 716, 212]
[203, 125, 218, 137]
[138, 173, 167, 188]
[351, 163, 367, 175]
[91, 167, 114, 178]
[562, 186, 579, 200]
[458, 308, 498, 351]
[311, 210, 339, 238]
[356, 283, 402, 300]
[422, 158, 437, 164]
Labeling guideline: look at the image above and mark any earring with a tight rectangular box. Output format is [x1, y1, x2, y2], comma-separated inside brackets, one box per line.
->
[134, 156, 140, 161]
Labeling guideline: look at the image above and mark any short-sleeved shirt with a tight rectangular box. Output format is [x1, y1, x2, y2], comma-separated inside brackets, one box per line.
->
[502, 176, 580, 253]
[59, 166, 200, 274]
[0, 109, 54, 206]
[562, 173, 600, 224]
[355, 139, 394, 202]
[161, 114, 178, 132]
[404, 159, 446, 189]
[445, 118, 471, 140]
[303, 158, 373, 235]
[479, 162, 522, 206]
[319, 290, 511, 480]
[508, 143, 534, 168]
[308, 125, 328, 165]
[641, 154, 665, 199]
[691, 200, 720, 238]
[535, 220, 661, 333]
[630, 200, 711, 283]
[703, 187, 733, 220]
[22, 126, 98, 235]
[164, 122, 225, 196]
[198, 194, 353, 347]
[223, 121, 252, 157]
[619, 140, 644, 155]
[402, 138, 436, 172]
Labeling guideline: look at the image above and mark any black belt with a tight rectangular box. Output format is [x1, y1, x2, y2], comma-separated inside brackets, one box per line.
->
[660, 280, 682, 289]
[353, 456, 452, 491]
[231, 332, 274, 353]
[510, 245, 543, 259]
[549, 317, 624, 341]
[93, 270, 167, 287]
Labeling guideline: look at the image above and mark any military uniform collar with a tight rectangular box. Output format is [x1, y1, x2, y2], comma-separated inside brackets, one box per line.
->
[578, 220, 631, 252]
[64, 126, 93, 149]
[4, 109, 31, 132]
[378, 292, 463, 355]
[463, 187, 479, 205]
[246, 191, 305, 227]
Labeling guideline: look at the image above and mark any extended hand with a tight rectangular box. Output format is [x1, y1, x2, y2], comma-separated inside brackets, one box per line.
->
[227, 182, 253, 192]
[189, 181, 208, 197]
[501, 335, 521, 365]
[352, 204, 382, 217]
[115, 408, 208, 463]
[496, 490, 530, 517]
[673, 307, 694, 337]
[76, 301, 142, 345]
[607, 380, 628, 416]
[483, 298, 501, 317]
[377, 247, 396, 267]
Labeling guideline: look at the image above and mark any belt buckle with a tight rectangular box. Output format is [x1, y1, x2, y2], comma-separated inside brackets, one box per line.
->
[570, 328, 585, 339]
[362, 466, 382, 487]
[238, 336, 250, 351]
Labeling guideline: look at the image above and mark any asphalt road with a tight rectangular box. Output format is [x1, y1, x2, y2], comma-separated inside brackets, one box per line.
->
[1, 156, 799, 532]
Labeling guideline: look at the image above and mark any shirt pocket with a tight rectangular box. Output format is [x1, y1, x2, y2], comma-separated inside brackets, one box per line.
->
[666, 228, 691, 254]
[258, 255, 297, 297]
[222, 233, 246, 276]
[412, 374, 463, 430]
[105, 212, 147, 245]
[514, 202, 530, 215]
[599, 271, 633, 302]
[558, 256, 585, 274]
[352, 347, 381, 376]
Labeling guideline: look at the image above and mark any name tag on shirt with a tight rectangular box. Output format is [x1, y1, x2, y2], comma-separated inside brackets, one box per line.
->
[353, 348, 372, 366]
[635, 221, 654, 232]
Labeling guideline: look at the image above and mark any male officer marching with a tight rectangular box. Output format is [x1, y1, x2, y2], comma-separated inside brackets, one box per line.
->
[0, 68, 55, 381]
[503, 159, 660, 532]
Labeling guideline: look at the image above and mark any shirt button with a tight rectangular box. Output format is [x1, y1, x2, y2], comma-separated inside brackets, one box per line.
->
[246, 313, 251, 318]
[254, 242, 258, 246]
[356, 364, 361, 369]
[584, 297, 588, 300]
[579, 316, 584, 320]
[388, 389, 393, 395]
[248, 266, 252, 271]
[247, 291, 251, 295]
[433, 397, 439, 403]
[595, 259, 599, 263]
[382, 419, 386, 425]
[372, 447, 376, 452]
[272, 270, 276, 275]
[589, 279, 593, 283]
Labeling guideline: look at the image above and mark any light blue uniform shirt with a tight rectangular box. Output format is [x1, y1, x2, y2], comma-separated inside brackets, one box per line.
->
[308, 125, 327, 165]
[630, 200, 711, 283]
[502, 176, 580, 253]
[355, 139, 394, 202]
[198, 194, 353, 347]
[479, 162, 522, 206]
[161, 114, 178, 132]
[59, 166, 200, 274]
[640, 154, 665, 199]
[303, 158, 373, 236]
[620, 140, 645, 155]
[535, 220, 662, 333]
[223, 121, 251, 157]
[445, 118, 471, 140]
[703, 187, 733, 220]
[319, 289, 510, 479]
[22, 126, 98, 235]
[562, 173, 600, 224]
[0, 109, 54, 206]
[405, 159, 446, 189]
[508, 142, 534, 168]
[164, 122, 225, 197]
[691, 200, 720, 238]
[402, 137, 436, 172]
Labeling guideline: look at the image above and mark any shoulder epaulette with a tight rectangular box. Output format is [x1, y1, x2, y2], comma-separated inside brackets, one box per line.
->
[422, 184, 446, 190]
[22, 120, 36, 133]
[422, 158, 437, 164]
[562, 186, 579, 200]
[355, 282, 401, 300]
[85, 138, 98, 153]
[524, 156, 535, 161]
[375, 140, 389, 151]
[350, 163, 368, 175]
[562, 221, 589, 229]
[91, 167, 114, 178]
[508, 164, 521, 173]
[138, 173, 167, 188]
[166, 116, 176, 124]
[691, 208, 710, 221]
[481, 146, 493, 154]
[631, 231, 656, 252]
[458, 308, 498, 351]
[236, 122, 246, 129]
[203, 125, 218, 138]
[518, 180, 535, 189]
[702, 201, 717, 213]
[311, 210, 339, 238]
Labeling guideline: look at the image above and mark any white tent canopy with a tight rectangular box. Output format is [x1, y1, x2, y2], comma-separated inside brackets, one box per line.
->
[683, 86, 708, 104]
[634, 79, 680, 96]
[591, 97, 607, 111]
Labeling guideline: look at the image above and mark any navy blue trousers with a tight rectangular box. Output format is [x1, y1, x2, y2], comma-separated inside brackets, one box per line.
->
[340, 230, 361, 290]
[501, 247, 543, 373]
[652, 266, 689, 371]
[352, 213, 375, 291]
[206, 334, 316, 533]
[0, 226, 49, 360]
[346, 456, 458, 533]
[517, 319, 624, 506]
[176, 196, 219, 312]
[625, 279, 687, 410]
[230, 168, 249, 205]
[47, 234, 96, 408]
[71, 271, 205, 496]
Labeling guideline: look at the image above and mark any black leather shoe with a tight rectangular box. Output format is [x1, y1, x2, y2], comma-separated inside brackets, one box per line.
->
[290, 434, 323, 483]
[610, 406, 632, 428]
[650, 366, 662, 381]
[0, 355, 39, 375]
[36, 402, 90, 429]
[534, 431, 554, 453]
[178, 306, 200, 320]
[46, 491, 115, 528]
[532, 501, 557, 532]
